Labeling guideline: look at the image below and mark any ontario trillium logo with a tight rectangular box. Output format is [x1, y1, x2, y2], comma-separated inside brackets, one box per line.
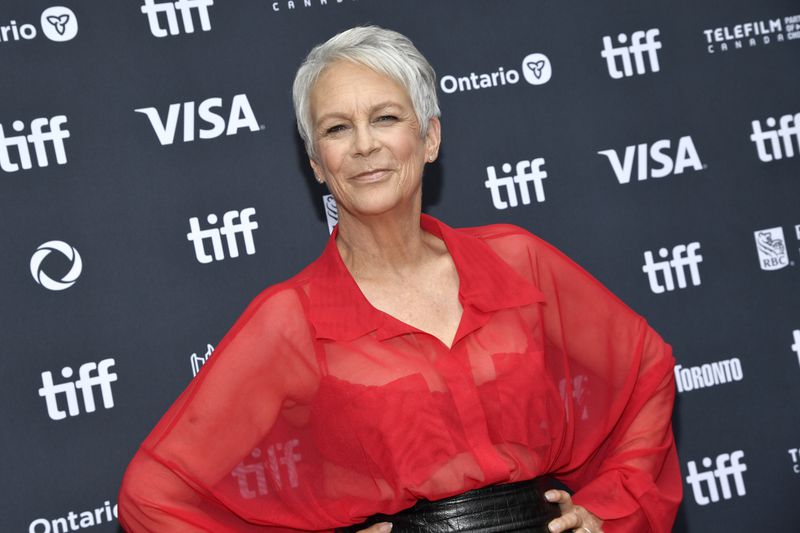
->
[521, 53, 552, 85]
[40, 6, 78, 42]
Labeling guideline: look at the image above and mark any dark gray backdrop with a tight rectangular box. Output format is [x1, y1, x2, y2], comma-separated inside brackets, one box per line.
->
[1, 1, 798, 531]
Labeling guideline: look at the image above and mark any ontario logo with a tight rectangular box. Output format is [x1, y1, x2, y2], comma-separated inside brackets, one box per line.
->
[440, 52, 552, 94]
[0, 6, 78, 44]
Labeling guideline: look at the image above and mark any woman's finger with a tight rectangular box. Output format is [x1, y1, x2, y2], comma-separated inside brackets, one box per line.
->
[356, 522, 392, 533]
[547, 510, 581, 533]
[544, 489, 572, 505]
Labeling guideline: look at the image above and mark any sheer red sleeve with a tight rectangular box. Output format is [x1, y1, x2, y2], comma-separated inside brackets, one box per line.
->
[118, 285, 331, 532]
[514, 230, 682, 532]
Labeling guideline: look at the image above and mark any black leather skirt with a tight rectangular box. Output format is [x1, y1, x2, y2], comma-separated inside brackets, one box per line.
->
[337, 477, 561, 533]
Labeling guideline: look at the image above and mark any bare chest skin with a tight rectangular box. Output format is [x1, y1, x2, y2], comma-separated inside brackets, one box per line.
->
[354, 252, 463, 349]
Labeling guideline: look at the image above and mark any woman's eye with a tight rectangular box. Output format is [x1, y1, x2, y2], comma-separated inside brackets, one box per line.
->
[375, 115, 398, 123]
[325, 124, 347, 135]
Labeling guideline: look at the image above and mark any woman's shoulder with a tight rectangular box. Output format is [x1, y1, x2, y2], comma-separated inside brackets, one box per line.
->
[457, 221, 549, 254]
[236, 262, 317, 325]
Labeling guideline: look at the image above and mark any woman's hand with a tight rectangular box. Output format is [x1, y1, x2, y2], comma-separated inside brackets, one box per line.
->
[356, 522, 392, 533]
[545, 490, 604, 533]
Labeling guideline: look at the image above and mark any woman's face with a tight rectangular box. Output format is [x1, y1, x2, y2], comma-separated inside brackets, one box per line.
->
[308, 61, 440, 219]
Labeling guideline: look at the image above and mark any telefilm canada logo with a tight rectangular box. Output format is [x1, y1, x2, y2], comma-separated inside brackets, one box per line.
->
[792, 329, 800, 368]
[703, 14, 800, 54]
[0, 6, 78, 44]
[30, 240, 82, 291]
[484, 157, 548, 210]
[270, 0, 364, 14]
[141, 0, 213, 37]
[439, 52, 552, 95]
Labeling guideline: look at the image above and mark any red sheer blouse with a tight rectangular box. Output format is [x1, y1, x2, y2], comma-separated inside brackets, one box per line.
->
[119, 214, 681, 532]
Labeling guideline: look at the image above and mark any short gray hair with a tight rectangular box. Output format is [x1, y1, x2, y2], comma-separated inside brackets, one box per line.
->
[292, 25, 441, 160]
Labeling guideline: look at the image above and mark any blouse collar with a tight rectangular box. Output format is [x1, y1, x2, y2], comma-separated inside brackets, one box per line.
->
[307, 214, 544, 342]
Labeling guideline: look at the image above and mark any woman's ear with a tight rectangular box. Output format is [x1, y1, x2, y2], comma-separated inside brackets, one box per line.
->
[425, 117, 441, 161]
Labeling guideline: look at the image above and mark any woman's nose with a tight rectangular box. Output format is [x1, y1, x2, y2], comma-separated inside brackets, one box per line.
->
[352, 124, 379, 157]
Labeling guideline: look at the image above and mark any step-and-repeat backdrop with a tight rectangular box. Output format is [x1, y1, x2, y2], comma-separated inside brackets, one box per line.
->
[1, 1, 798, 531]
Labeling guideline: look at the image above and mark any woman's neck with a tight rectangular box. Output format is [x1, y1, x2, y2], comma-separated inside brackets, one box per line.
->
[335, 203, 434, 281]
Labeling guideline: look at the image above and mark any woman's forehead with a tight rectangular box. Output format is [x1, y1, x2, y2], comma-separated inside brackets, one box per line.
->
[310, 62, 411, 116]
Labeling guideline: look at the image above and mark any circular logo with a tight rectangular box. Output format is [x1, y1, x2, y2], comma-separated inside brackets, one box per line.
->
[40, 6, 79, 42]
[521, 53, 552, 85]
[30, 240, 83, 291]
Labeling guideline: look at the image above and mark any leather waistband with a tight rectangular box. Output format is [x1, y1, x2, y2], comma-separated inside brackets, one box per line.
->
[337, 477, 561, 533]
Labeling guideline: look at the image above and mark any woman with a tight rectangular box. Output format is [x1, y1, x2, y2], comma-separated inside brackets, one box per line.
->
[119, 26, 681, 533]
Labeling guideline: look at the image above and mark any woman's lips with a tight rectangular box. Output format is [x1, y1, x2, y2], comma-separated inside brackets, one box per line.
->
[350, 169, 391, 183]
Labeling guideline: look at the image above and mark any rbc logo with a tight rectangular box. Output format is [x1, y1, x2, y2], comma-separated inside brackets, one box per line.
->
[597, 135, 704, 184]
[0, 115, 70, 172]
[685, 450, 747, 505]
[38, 359, 117, 421]
[135, 94, 260, 145]
[753, 227, 789, 271]
[642, 242, 703, 294]
[601, 28, 662, 79]
[484, 158, 548, 210]
[322, 194, 338, 235]
[187, 207, 258, 264]
[190, 344, 214, 377]
[749, 112, 800, 162]
[141, 0, 213, 37]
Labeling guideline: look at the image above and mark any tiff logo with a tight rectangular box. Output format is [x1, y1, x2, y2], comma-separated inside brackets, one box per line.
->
[601, 28, 662, 79]
[642, 242, 703, 294]
[187, 207, 258, 264]
[135, 94, 260, 145]
[597, 135, 703, 184]
[792, 330, 800, 368]
[141, 0, 213, 37]
[484, 158, 548, 210]
[0, 116, 69, 173]
[231, 440, 302, 499]
[685, 450, 747, 506]
[750, 112, 800, 162]
[38, 358, 117, 421]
